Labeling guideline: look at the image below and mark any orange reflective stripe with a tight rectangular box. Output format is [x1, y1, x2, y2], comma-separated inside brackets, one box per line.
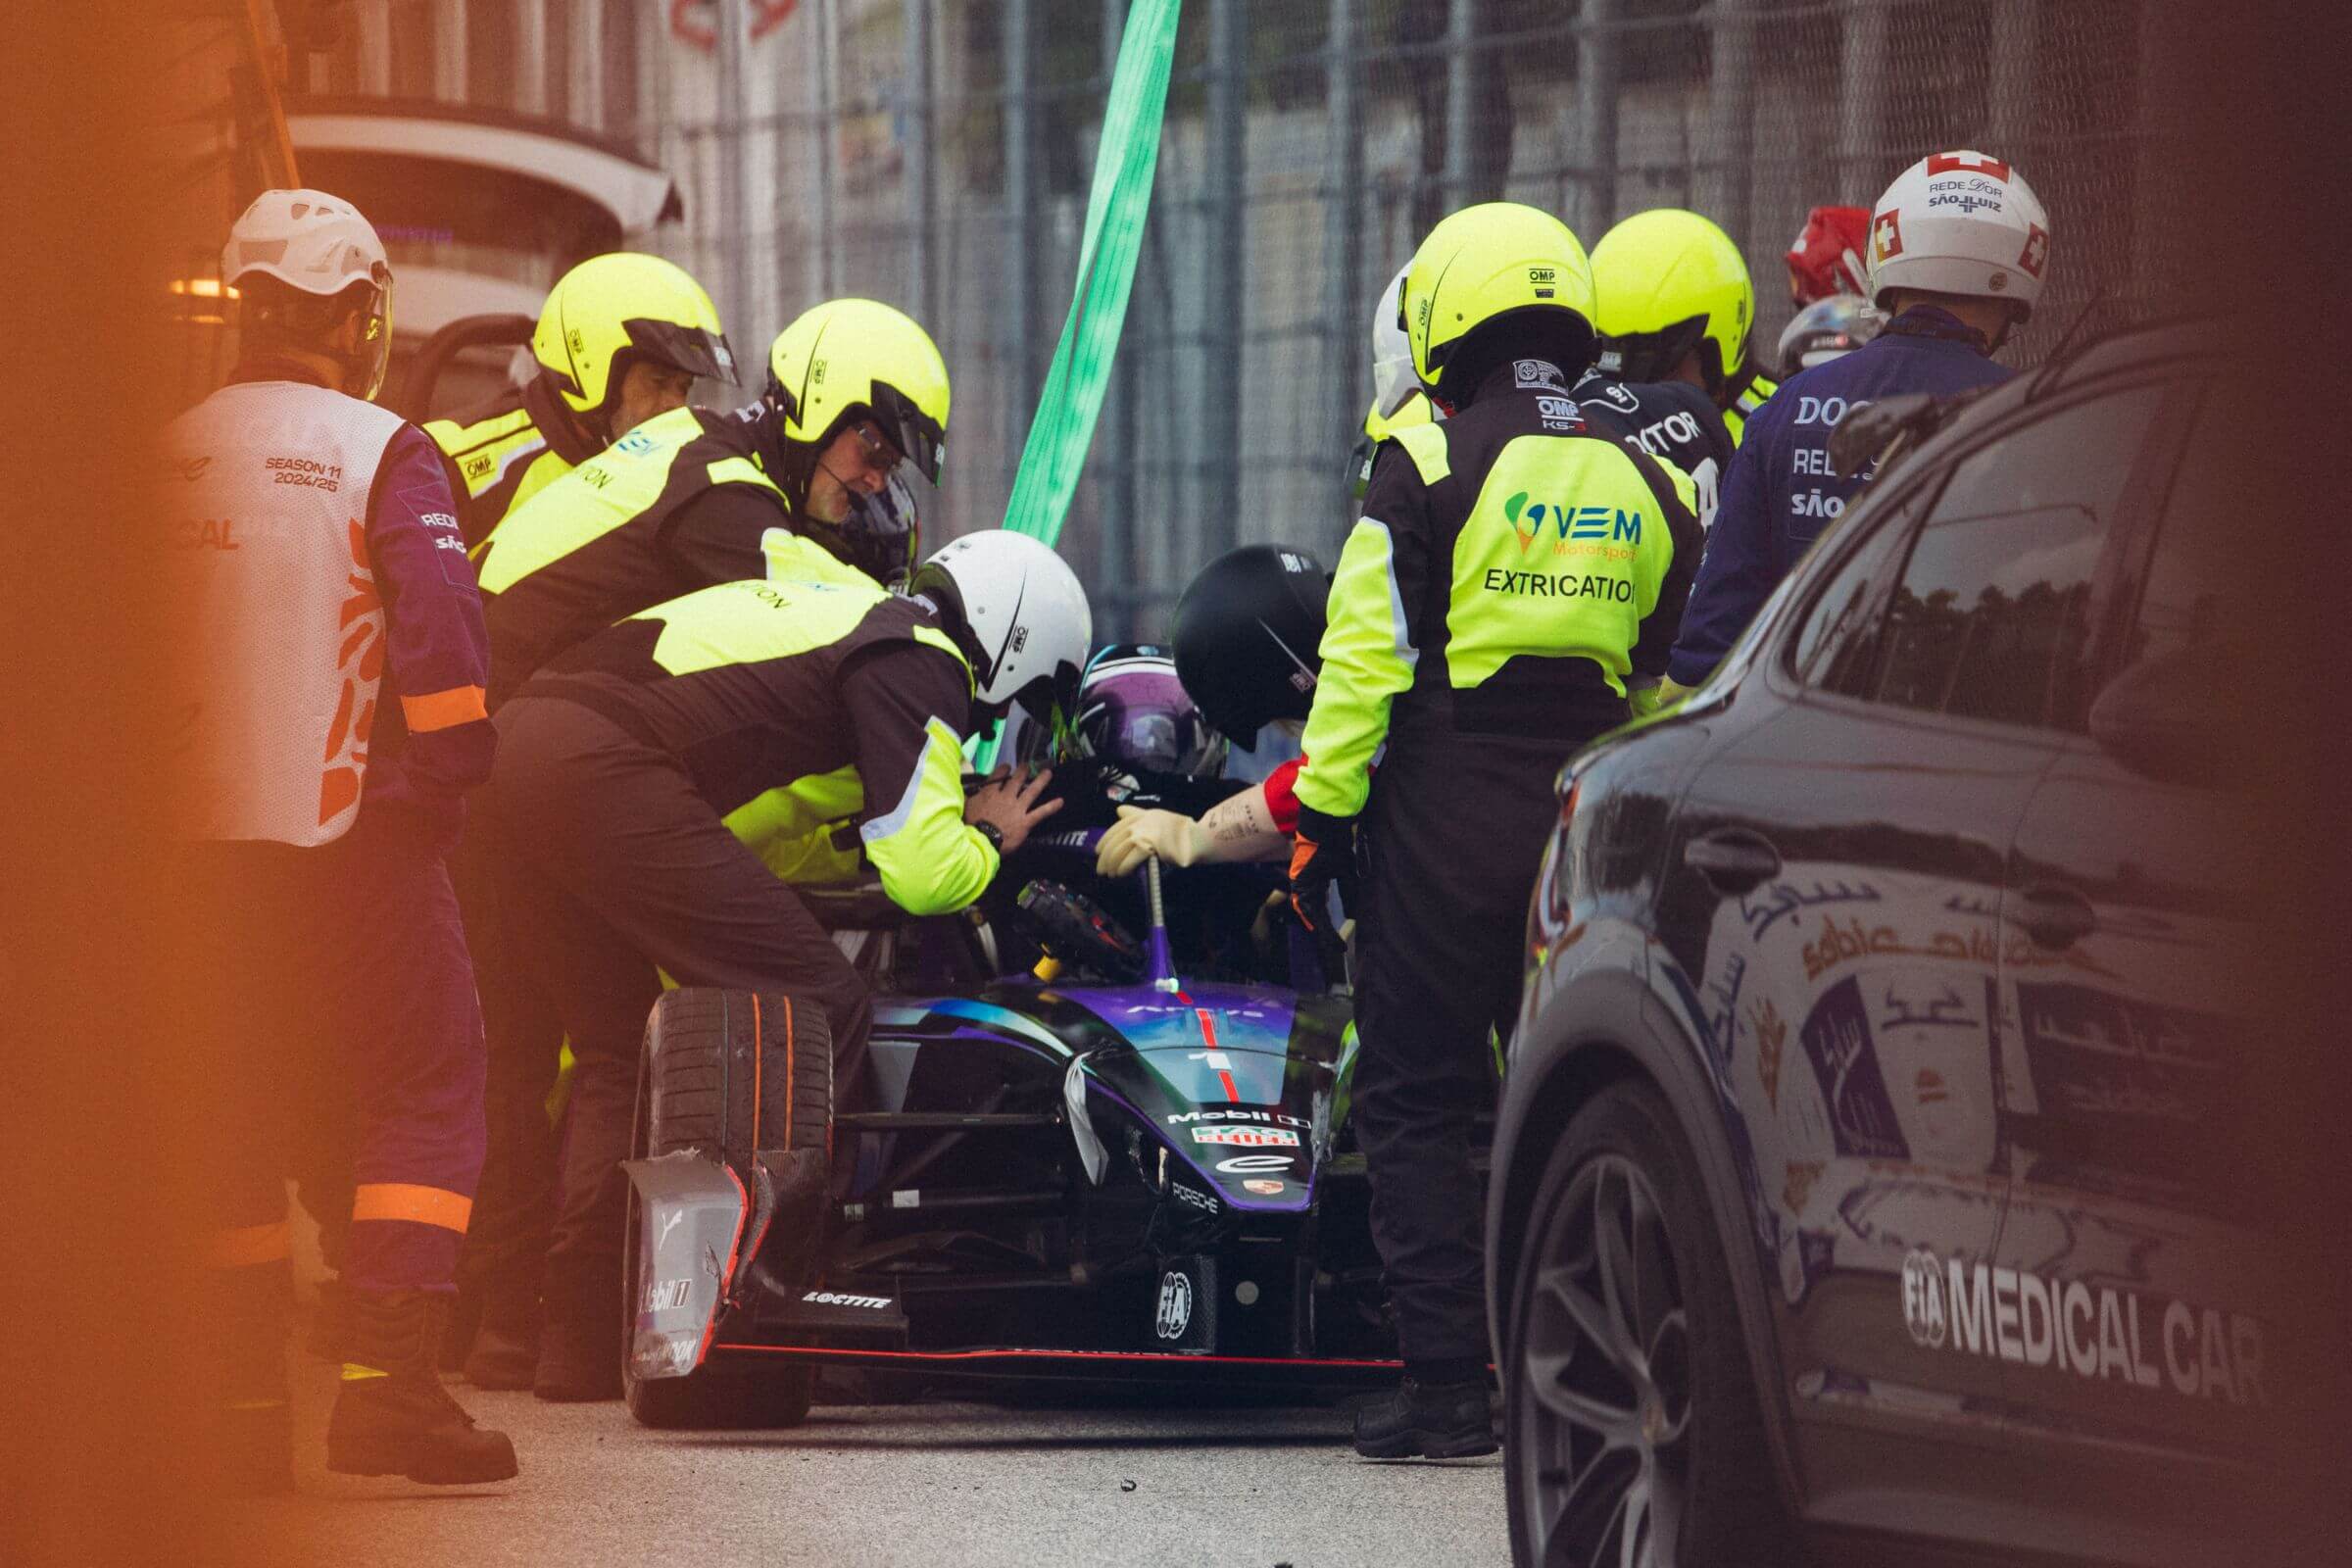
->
[351, 1183, 473, 1234]
[210, 1220, 291, 1268]
[399, 685, 488, 733]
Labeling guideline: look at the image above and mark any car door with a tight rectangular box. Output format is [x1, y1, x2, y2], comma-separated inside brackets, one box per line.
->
[1664, 376, 2178, 1494]
[1989, 371, 2290, 1541]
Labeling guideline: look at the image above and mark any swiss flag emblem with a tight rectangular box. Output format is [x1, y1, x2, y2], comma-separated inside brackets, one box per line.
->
[1927, 151, 2012, 180]
[1872, 209, 1903, 262]
[2017, 223, 2049, 279]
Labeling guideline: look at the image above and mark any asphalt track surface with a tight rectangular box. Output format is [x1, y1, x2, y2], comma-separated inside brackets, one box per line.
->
[251, 1356, 1509, 1567]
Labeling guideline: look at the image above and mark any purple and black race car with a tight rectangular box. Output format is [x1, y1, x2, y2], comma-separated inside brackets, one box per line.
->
[619, 853, 1397, 1429]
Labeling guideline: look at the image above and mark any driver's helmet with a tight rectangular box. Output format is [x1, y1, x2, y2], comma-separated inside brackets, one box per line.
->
[1778, 294, 1881, 376]
[1015, 644, 1228, 778]
[1170, 544, 1329, 752]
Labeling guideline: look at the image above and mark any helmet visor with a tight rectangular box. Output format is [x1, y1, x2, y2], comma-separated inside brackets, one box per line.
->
[354, 263, 393, 402]
[827, 470, 923, 589]
[868, 381, 947, 486]
[626, 318, 738, 388]
[1598, 315, 1709, 386]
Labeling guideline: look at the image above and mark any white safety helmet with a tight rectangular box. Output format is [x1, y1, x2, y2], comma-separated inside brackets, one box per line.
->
[909, 530, 1093, 724]
[1865, 151, 2050, 319]
[222, 188, 395, 398]
[1369, 262, 1417, 419]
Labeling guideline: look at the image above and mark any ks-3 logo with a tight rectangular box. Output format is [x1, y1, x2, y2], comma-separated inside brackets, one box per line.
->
[1502, 491, 1643, 554]
[1534, 395, 1584, 430]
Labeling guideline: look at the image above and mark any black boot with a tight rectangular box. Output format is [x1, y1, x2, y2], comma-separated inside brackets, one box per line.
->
[463, 1278, 542, 1392]
[530, 1306, 621, 1402]
[531, 1261, 620, 1402]
[327, 1290, 519, 1485]
[439, 1282, 483, 1374]
[1352, 1376, 1498, 1459]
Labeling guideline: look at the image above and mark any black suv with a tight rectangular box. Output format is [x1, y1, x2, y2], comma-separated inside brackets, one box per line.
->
[1484, 319, 2320, 1566]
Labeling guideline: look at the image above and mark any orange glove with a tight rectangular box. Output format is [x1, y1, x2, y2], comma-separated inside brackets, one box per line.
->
[1286, 806, 1357, 931]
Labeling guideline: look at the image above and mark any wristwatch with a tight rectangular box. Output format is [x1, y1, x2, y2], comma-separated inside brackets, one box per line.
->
[971, 819, 1005, 852]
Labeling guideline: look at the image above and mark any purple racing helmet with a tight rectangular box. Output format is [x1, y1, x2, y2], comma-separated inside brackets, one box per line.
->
[1015, 643, 1229, 778]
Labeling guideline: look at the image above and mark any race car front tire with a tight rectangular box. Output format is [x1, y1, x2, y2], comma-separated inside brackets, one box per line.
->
[623, 987, 830, 1430]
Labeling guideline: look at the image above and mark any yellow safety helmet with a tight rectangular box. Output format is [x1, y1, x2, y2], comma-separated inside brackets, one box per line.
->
[532, 252, 735, 418]
[1400, 203, 1595, 406]
[1589, 209, 1755, 401]
[763, 298, 952, 486]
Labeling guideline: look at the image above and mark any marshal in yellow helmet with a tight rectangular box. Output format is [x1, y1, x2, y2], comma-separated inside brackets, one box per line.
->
[759, 298, 954, 585]
[1399, 202, 1597, 409]
[1588, 209, 1757, 407]
[764, 298, 951, 485]
[533, 252, 736, 425]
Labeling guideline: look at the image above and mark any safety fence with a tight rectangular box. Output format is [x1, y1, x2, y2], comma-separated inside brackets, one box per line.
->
[301, 0, 2187, 638]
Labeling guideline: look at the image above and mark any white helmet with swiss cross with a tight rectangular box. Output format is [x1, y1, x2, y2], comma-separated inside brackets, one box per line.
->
[1866, 150, 2051, 319]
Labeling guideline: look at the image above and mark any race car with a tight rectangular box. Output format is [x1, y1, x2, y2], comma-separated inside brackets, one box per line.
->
[619, 851, 1400, 1429]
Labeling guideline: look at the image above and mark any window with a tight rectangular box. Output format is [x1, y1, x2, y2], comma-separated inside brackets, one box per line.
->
[1837, 384, 2170, 730]
[1790, 487, 1929, 693]
[2123, 385, 2260, 672]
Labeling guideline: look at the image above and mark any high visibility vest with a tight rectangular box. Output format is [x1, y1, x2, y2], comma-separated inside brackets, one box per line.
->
[472, 404, 775, 598]
[425, 394, 575, 546]
[470, 403, 851, 704]
[1724, 369, 1780, 448]
[164, 380, 407, 846]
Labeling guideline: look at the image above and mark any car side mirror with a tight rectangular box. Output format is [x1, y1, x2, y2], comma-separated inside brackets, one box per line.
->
[2086, 647, 2233, 788]
[1827, 393, 1939, 478]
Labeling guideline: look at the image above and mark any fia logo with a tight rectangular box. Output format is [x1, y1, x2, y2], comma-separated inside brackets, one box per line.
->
[1901, 1249, 1948, 1348]
[1154, 1270, 1193, 1340]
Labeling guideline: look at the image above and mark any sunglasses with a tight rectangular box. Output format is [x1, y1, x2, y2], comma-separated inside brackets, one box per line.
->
[848, 419, 905, 478]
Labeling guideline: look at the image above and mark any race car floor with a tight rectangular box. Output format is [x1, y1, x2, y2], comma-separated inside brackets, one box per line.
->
[245, 1354, 1510, 1567]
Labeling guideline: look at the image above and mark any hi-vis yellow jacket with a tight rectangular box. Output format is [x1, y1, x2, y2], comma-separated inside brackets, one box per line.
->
[423, 376, 602, 548]
[522, 568, 997, 916]
[1296, 355, 1703, 819]
[470, 402, 852, 706]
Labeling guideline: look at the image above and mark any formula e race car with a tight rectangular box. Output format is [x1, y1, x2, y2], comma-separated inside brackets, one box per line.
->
[620, 851, 1399, 1429]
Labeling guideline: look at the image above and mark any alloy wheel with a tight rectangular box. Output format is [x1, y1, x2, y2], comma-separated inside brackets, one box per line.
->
[1513, 1153, 1693, 1568]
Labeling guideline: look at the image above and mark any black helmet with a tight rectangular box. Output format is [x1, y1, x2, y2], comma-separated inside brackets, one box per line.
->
[1169, 544, 1328, 752]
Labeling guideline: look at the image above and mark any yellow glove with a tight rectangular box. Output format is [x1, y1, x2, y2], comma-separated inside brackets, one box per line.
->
[1628, 674, 1700, 719]
[1095, 806, 1210, 877]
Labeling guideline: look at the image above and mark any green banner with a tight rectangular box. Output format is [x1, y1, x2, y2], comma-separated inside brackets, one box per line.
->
[1001, 0, 1181, 548]
[977, 0, 1182, 770]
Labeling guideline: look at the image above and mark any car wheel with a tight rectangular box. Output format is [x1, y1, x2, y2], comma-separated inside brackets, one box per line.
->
[1503, 1079, 1788, 1567]
[623, 988, 828, 1431]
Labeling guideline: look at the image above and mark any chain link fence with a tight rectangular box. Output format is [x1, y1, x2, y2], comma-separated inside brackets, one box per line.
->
[309, 0, 2189, 639]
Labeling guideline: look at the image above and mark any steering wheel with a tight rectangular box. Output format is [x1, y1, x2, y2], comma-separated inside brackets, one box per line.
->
[1013, 879, 1145, 980]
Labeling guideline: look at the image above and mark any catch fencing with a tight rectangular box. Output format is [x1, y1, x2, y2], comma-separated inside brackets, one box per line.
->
[315, 0, 2190, 639]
